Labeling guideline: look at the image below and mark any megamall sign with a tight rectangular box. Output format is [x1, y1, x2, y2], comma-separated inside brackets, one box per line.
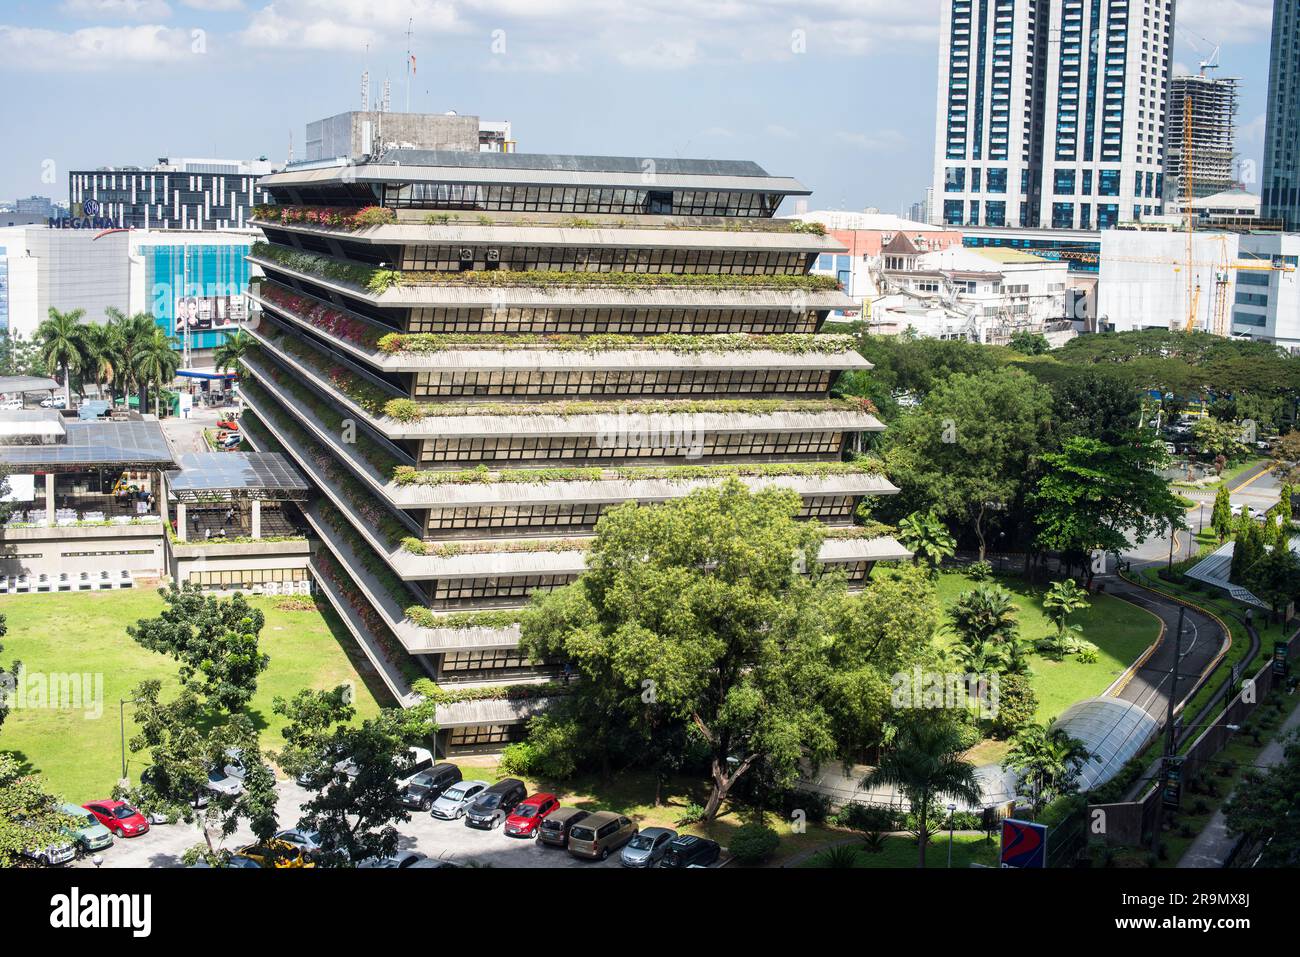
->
[48, 199, 121, 230]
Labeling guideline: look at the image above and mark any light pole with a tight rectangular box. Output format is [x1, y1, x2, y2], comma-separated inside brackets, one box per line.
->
[947, 803, 958, 868]
[119, 697, 143, 781]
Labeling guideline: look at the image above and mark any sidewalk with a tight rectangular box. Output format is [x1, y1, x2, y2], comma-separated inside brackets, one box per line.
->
[1178, 693, 1300, 868]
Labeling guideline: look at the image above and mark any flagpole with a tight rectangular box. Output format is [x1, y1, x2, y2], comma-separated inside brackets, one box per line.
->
[405, 18, 412, 112]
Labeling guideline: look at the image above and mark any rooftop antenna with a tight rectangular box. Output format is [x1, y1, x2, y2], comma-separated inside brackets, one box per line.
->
[362, 42, 371, 112]
[382, 78, 391, 114]
[405, 17, 414, 113]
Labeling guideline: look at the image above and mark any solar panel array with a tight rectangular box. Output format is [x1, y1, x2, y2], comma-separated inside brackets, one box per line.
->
[0, 420, 174, 468]
[167, 452, 310, 495]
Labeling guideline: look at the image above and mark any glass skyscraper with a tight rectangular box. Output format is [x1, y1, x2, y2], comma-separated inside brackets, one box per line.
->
[932, 0, 1173, 230]
[1262, 0, 1300, 228]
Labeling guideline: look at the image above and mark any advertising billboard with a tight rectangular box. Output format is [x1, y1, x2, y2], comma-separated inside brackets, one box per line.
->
[999, 818, 1048, 868]
[173, 293, 246, 334]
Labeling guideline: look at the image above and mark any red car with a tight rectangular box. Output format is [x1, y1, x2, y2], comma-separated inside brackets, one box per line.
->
[217, 419, 239, 431]
[503, 793, 560, 838]
[82, 800, 150, 838]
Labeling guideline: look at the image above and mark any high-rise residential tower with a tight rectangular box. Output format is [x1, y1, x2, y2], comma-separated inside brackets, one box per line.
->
[1165, 73, 1239, 202]
[1262, 1, 1300, 229]
[240, 150, 909, 754]
[932, 0, 1174, 230]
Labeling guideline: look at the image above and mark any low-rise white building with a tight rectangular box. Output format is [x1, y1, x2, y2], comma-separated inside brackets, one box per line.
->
[832, 238, 1071, 345]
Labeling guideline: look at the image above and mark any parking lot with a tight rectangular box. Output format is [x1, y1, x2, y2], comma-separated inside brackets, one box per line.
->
[68, 778, 706, 869]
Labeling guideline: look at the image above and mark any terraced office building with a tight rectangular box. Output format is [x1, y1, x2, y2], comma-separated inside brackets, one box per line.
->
[240, 150, 908, 753]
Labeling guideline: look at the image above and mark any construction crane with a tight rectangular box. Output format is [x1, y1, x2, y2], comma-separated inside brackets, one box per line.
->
[1183, 92, 1195, 332]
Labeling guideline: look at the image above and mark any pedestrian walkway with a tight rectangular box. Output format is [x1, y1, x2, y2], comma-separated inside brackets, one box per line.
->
[1178, 694, 1300, 868]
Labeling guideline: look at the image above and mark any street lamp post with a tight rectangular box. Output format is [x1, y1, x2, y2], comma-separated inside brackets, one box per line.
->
[119, 697, 143, 781]
[947, 803, 958, 868]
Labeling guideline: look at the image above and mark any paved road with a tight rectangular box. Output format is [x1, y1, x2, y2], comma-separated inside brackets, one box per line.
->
[1102, 572, 1227, 722]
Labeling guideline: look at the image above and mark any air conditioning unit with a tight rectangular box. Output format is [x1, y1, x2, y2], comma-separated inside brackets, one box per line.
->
[459, 248, 474, 261]
[485, 248, 500, 263]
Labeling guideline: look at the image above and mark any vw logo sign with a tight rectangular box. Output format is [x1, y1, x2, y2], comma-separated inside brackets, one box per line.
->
[82, 199, 101, 216]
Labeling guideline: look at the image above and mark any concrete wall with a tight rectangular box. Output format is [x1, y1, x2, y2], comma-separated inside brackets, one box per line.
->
[167, 536, 313, 588]
[0, 522, 164, 578]
[305, 112, 480, 162]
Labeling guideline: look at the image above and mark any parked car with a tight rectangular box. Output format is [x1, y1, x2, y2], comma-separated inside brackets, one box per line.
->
[620, 826, 678, 867]
[408, 858, 460, 869]
[399, 763, 462, 811]
[503, 793, 560, 838]
[82, 800, 150, 838]
[463, 778, 527, 830]
[217, 418, 239, 431]
[22, 834, 77, 867]
[273, 828, 325, 857]
[537, 807, 591, 849]
[237, 838, 316, 868]
[430, 779, 489, 820]
[394, 747, 436, 789]
[659, 835, 721, 869]
[0, 398, 23, 411]
[357, 850, 428, 869]
[59, 803, 114, 853]
[567, 811, 637, 861]
[39, 395, 66, 409]
[1231, 503, 1255, 518]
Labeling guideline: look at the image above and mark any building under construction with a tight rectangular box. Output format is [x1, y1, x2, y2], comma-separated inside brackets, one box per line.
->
[1165, 74, 1239, 201]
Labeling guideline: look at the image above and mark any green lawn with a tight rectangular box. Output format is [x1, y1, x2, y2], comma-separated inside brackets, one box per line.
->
[934, 571, 1160, 723]
[800, 832, 999, 868]
[0, 589, 389, 802]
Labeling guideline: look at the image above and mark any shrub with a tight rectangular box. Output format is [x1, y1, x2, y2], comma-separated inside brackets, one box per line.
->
[966, 560, 993, 581]
[729, 822, 781, 865]
[834, 802, 898, 833]
[675, 803, 706, 827]
[819, 844, 860, 868]
[991, 672, 1038, 738]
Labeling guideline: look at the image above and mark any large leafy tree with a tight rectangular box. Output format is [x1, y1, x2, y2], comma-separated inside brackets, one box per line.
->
[128, 584, 270, 712]
[275, 687, 437, 866]
[0, 755, 76, 867]
[885, 369, 1054, 558]
[1224, 733, 1300, 866]
[120, 679, 278, 856]
[1032, 433, 1186, 583]
[1192, 416, 1250, 463]
[0, 612, 12, 732]
[36, 307, 85, 407]
[1211, 484, 1234, 543]
[1273, 431, 1300, 488]
[1003, 719, 1090, 813]
[860, 715, 982, 868]
[522, 479, 849, 822]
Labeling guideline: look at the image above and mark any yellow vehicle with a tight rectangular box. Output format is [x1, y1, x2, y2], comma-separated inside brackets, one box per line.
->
[236, 838, 317, 869]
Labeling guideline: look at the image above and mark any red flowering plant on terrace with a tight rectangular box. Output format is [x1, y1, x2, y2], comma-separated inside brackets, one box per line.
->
[257, 284, 383, 349]
[252, 205, 395, 230]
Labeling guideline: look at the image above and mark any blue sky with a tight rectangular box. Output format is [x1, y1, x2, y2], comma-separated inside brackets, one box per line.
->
[0, 0, 1282, 213]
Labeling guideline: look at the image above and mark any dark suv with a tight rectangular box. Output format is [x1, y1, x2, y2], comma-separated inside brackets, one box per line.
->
[399, 763, 462, 812]
[463, 778, 527, 830]
[537, 807, 591, 848]
[660, 835, 721, 868]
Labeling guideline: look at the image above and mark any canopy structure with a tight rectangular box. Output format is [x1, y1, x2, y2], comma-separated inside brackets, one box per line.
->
[166, 452, 309, 504]
[1054, 697, 1160, 792]
[0, 417, 174, 470]
[0, 375, 60, 394]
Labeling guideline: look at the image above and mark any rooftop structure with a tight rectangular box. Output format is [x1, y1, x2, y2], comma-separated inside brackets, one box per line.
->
[243, 148, 908, 753]
[303, 112, 514, 164]
[1166, 74, 1239, 202]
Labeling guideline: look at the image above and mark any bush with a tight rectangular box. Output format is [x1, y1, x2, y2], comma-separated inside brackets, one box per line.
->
[833, 802, 898, 833]
[991, 672, 1038, 738]
[818, 844, 859, 868]
[675, 803, 706, 827]
[966, 560, 993, 581]
[729, 822, 781, 865]
[773, 788, 831, 826]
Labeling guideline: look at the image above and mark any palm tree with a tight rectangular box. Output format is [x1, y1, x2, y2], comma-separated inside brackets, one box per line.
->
[77, 322, 119, 403]
[897, 509, 957, 575]
[135, 327, 181, 417]
[947, 583, 1028, 674]
[861, 718, 983, 868]
[212, 330, 252, 375]
[1039, 578, 1091, 658]
[1002, 720, 1090, 814]
[107, 308, 159, 410]
[36, 308, 86, 407]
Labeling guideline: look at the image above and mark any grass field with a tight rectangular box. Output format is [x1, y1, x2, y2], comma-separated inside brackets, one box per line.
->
[0, 589, 389, 802]
[934, 571, 1160, 723]
[799, 832, 999, 869]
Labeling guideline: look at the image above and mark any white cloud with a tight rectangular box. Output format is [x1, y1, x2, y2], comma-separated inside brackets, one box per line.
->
[765, 123, 796, 139]
[1239, 112, 1267, 144]
[0, 24, 197, 70]
[60, 0, 173, 19]
[240, 6, 377, 50]
[181, 0, 245, 10]
[1175, 0, 1274, 48]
